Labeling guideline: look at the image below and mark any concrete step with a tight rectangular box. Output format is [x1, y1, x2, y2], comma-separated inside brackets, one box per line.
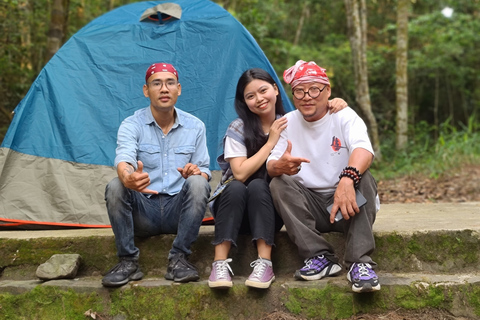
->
[0, 202, 479, 319]
[0, 271, 479, 319]
[1, 203, 479, 278]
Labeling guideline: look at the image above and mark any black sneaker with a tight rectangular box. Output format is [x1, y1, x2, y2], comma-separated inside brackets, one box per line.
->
[294, 255, 342, 281]
[347, 262, 381, 293]
[164, 253, 200, 283]
[102, 258, 144, 287]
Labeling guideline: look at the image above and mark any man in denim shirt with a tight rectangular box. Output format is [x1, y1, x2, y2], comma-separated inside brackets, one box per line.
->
[102, 63, 211, 287]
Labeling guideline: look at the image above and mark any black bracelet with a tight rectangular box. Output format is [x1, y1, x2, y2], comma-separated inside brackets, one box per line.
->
[339, 166, 362, 188]
[345, 166, 362, 179]
[339, 172, 359, 188]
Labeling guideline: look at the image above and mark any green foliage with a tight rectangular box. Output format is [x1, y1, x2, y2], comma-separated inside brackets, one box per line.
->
[371, 115, 480, 180]
[0, 0, 479, 177]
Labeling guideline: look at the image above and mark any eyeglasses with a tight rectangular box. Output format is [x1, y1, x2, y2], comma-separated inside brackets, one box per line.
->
[147, 79, 178, 90]
[292, 85, 327, 100]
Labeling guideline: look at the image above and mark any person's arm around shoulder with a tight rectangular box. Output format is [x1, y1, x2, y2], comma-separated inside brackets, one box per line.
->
[229, 117, 288, 183]
[117, 161, 158, 194]
[328, 98, 348, 114]
[328, 148, 373, 223]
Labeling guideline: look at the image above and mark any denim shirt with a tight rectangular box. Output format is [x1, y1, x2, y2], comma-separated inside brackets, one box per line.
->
[114, 106, 211, 195]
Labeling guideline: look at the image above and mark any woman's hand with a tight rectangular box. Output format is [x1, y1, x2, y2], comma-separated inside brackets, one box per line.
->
[267, 116, 288, 146]
[328, 98, 348, 114]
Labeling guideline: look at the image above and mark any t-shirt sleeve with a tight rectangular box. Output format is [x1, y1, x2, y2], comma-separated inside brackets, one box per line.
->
[224, 136, 247, 160]
[342, 111, 375, 157]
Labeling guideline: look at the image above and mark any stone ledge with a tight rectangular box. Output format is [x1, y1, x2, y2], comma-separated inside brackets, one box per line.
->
[0, 272, 479, 319]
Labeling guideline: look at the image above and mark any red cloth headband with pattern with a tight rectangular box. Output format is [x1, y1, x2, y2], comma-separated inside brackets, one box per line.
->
[283, 60, 330, 88]
[145, 63, 178, 83]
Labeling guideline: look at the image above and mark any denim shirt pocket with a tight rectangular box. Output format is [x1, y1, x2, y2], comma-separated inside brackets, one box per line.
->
[138, 144, 162, 170]
[174, 145, 196, 166]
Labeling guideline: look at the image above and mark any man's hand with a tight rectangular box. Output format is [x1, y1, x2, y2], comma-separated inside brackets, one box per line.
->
[270, 140, 310, 176]
[178, 163, 205, 179]
[121, 161, 158, 194]
[329, 177, 359, 223]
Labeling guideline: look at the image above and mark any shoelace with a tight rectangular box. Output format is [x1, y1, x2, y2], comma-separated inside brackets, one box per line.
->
[356, 263, 373, 277]
[303, 255, 324, 268]
[176, 254, 197, 270]
[107, 259, 134, 274]
[250, 258, 268, 278]
[215, 258, 233, 277]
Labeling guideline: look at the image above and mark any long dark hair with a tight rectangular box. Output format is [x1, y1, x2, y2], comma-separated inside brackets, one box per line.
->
[234, 68, 286, 158]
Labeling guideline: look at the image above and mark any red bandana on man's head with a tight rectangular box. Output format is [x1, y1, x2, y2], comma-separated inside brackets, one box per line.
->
[145, 63, 179, 83]
[283, 60, 330, 88]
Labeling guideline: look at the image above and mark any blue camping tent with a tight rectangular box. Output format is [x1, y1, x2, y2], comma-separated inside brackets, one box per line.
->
[0, 0, 293, 228]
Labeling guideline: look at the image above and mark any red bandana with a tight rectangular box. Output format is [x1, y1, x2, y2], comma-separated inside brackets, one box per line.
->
[145, 63, 179, 83]
[283, 60, 330, 88]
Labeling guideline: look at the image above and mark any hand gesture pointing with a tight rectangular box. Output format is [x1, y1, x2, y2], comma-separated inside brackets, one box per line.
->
[276, 140, 310, 175]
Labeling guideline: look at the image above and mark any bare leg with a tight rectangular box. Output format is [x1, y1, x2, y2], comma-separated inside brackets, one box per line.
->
[214, 241, 231, 261]
[256, 239, 272, 260]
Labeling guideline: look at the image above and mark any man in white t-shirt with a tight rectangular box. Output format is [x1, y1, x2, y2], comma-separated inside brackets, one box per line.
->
[266, 60, 380, 293]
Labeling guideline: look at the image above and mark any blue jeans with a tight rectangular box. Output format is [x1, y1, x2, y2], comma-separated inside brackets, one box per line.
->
[105, 175, 210, 260]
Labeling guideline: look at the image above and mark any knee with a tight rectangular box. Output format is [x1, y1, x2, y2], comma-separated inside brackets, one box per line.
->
[358, 170, 377, 198]
[247, 179, 269, 192]
[269, 175, 288, 197]
[105, 177, 128, 201]
[222, 180, 247, 200]
[184, 175, 211, 197]
[247, 179, 270, 199]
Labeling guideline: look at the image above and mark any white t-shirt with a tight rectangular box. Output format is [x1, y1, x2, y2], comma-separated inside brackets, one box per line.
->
[224, 136, 247, 160]
[267, 108, 374, 193]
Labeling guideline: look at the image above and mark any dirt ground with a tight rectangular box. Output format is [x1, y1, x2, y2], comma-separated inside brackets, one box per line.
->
[377, 164, 480, 204]
[261, 308, 473, 320]
[261, 165, 480, 320]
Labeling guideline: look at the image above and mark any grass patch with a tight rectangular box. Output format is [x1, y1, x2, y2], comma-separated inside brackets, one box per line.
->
[0, 286, 105, 319]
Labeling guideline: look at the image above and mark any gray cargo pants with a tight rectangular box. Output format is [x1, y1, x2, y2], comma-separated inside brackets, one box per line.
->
[270, 170, 378, 268]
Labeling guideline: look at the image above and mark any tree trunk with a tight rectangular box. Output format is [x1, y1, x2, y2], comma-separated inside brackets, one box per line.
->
[18, 0, 33, 70]
[395, 0, 409, 150]
[293, 1, 309, 46]
[45, 0, 70, 64]
[344, 0, 382, 161]
[446, 80, 454, 124]
[434, 71, 439, 140]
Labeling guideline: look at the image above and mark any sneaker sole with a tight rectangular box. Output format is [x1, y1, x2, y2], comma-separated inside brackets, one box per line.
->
[346, 271, 381, 293]
[295, 263, 342, 281]
[102, 271, 144, 287]
[208, 280, 233, 289]
[245, 276, 275, 289]
[173, 274, 200, 283]
[351, 283, 381, 293]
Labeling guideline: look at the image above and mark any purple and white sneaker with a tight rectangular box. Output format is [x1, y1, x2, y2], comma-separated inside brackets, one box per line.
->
[294, 255, 342, 281]
[208, 258, 233, 289]
[347, 262, 381, 293]
[245, 257, 275, 289]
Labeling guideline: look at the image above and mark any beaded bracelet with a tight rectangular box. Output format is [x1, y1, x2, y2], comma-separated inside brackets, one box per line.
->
[345, 166, 361, 178]
[338, 166, 362, 188]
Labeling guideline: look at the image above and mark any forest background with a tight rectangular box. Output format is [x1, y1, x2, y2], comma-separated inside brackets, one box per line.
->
[0, 0, 479, 182]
